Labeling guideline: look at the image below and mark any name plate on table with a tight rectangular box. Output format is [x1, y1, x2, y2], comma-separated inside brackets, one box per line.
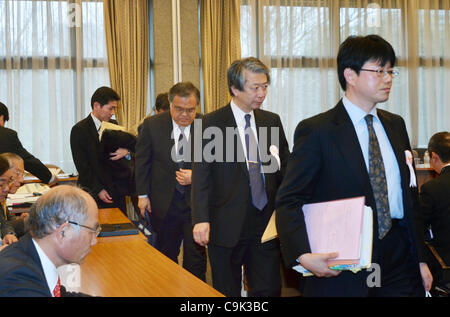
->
[98, 223, 139, 237]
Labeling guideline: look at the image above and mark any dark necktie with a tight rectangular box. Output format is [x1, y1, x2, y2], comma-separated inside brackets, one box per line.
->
[175, 127, 186, 193]
[244, 114, 268, 211]
[365, 114, 391, 239]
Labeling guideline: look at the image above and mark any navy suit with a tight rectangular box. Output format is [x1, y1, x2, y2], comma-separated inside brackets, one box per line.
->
[0, 126, 52, 183]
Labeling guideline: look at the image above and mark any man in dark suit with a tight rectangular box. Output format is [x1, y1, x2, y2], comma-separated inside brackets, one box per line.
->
[276, 35, 432, 297]
[135, 82, 206, 281]
[0, 185, 99, 296]
[70, 87, 131, 213]
[418, 132, 450, 284]
[192, 57, 290, 297]
[0, 102, 55, 184]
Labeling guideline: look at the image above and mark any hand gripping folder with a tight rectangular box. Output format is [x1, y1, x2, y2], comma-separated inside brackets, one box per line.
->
[293, 196, 373, 276]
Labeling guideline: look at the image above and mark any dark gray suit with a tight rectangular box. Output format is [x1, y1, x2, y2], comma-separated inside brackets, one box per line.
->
[135, 111, 206, 280]
[191, 104, 290, 296]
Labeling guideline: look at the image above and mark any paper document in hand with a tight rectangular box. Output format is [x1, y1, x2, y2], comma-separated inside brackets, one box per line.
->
[99, 121, 126, 140]
[261, 210, 277, 243]
[303, 196, 365, 265]
[293, 198, 373, 276]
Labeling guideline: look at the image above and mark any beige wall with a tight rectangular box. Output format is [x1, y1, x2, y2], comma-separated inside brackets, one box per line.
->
[152, 0, 200, 98]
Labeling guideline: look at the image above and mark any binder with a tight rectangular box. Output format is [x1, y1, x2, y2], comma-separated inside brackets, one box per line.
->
[98, 223, 139, 237]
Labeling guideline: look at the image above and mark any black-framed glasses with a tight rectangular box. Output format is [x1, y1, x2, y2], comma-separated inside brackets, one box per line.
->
[68, 221, 102, 237]
[360, 68, 399, 78]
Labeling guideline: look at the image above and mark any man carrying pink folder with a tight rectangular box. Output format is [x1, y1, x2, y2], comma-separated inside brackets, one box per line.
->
[276, 35, 432, 297]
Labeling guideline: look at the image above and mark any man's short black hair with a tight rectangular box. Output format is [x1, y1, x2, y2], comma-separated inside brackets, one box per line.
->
[90, 86, 120, 109]
[428, 131, 450, 163]
[154, 93, 170, 112]
[0, 102, 9, 122]
[337, 35, 396, 91]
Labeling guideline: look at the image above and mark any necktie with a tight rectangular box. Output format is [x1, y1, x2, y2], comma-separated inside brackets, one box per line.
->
[175, 127, 186, 193]
[53, 277, 61, 297]
[244, 114, 268, 211]
[365, 114, 391, 239]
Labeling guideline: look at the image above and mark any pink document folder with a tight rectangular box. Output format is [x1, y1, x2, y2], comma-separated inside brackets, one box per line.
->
[302, 196, 366, 266]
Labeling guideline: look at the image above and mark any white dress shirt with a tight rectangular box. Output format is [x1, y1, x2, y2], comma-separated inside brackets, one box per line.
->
[342, 95, 404, 219]
[230, 99, 259, 169]
[32, 238, 59, 297]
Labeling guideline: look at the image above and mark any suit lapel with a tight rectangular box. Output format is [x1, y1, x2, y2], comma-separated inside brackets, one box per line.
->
[86, 115, 100, 145]
[222, 105, 249, 178]
[330, 101, 373, 201]
[377, 110, 410, 187]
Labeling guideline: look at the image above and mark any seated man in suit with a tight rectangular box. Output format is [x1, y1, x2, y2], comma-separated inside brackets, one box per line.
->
[136, 92, 170, 135]
[0, 153, 28, 245]
[418, 131, 450, 285]
[0, 156, 15, 251]
[0, 102, 57, 185]
[0, 185, 99, 296]
[70, 87, 131, 214]
[135, 82, 206, 281]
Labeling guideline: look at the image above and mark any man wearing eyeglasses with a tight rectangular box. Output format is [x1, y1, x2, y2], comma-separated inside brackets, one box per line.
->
[276, 35, 432, 297]
[0, 185, 99, 296]
[135, 82, 206, 281]
[0, 153, 27, 246]
[0, 156, 14, 251]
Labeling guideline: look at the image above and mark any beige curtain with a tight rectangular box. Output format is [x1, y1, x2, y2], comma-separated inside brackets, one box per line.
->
[103, 0, 149, 131]
[241, 0, 450, 148]
[201, 0, 241, 113]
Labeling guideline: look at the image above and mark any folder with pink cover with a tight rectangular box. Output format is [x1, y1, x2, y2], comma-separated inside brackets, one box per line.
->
[293, 196, 373, 275]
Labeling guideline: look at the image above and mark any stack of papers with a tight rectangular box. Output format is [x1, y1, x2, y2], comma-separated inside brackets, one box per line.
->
[293, 196, 373, 276]
[98, 121, 127, 141]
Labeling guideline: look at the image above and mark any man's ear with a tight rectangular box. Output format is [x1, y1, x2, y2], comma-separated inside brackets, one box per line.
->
[343, 68, 357, 88]
[431, 151, 441, 164]
[55, 222, 70, 244]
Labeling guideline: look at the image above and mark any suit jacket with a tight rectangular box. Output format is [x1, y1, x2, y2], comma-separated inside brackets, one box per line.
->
[191, 104, 290, 248]
[70, 115, 118, 197]
[0, 233, 86, 297]
[135, 111, 200, 221]
[419, 166, 450, 248]
[0, 126, 52, 183]
[275, 100, 424, 295]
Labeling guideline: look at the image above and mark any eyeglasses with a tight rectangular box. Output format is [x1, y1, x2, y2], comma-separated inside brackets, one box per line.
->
[68, 221, 102, 237]
[360, 68, 399, 78]
[172, 106, 196, 115]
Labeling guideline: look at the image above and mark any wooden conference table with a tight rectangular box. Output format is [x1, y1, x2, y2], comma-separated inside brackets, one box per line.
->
[61, 208, 223, 297]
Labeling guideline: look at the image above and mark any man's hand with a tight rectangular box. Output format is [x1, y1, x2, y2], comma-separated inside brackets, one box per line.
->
[176, 168, 192, 186]
[298, 252, 342, 278]
[98, 189, 113, 204]
[193, 222, 210, 247]
[138, 197, 152, 218]
[109, 148, 129, 161]
[419, 262, 433, 292]
[48, 175, 58, 187]
[3, 234, 18, 245]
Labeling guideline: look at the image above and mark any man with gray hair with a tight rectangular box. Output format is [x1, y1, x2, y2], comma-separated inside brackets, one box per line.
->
[0, 185, 99, 296]
[192, 57, 290, 296]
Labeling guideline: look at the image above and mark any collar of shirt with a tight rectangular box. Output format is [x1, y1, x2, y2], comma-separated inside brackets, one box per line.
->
[342, 95, 404, 219]
[32, 238, 59, 297]
[342, 95, 379, 126]
[172, 120, 191, 143]
[90, 112, 102, 132]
